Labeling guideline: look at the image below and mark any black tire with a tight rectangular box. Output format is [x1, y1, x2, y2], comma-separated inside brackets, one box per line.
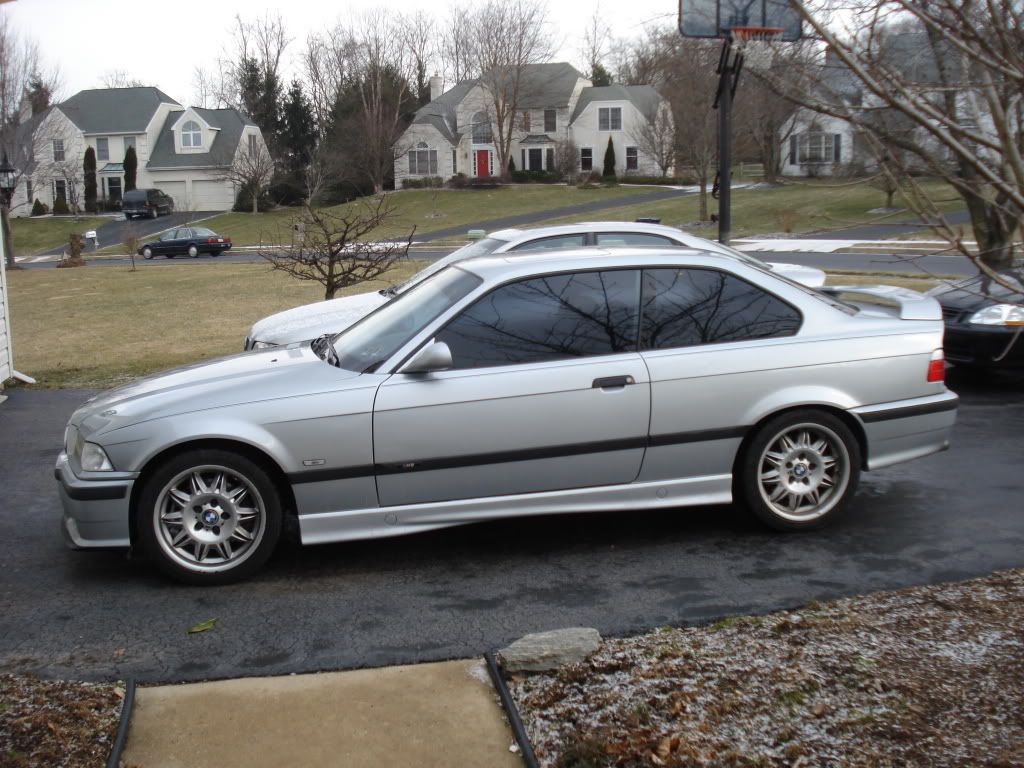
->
[737, 409, 861, 532]
[135, 448, 283, 585]
[150, 207, 158, 219]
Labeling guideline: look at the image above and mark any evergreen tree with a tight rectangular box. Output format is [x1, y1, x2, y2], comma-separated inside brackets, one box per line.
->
[237, 56, 282, 156]
[26, 75, 52, 115]
[603, 136, 616, 179]
[508, 156, 516, 173]
[83, 147, 97, 212]
[280, 80, 316, 172]
[590, 63, 613, 87]
[123, 146, 138, 192]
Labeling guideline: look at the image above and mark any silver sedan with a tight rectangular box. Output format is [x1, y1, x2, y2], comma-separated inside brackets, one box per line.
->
[57, 248, 958, 583]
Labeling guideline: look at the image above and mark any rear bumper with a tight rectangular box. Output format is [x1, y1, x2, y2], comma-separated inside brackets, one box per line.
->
[851, 391, 959, 471]
[55, 452, 133, 549]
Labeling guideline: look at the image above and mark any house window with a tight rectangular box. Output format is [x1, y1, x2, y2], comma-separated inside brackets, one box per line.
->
[626, 146, 638, 170]
[53, 179, 67, 203]
[580, 147, 593, 172]
[248, 134, 258, 158]
[182, 120, 202, 148]
[408, 141, 438, 175]
[522, 111, 531, 132]
[471, 112, 492, 144]
[52, 139, 64, 162]
[96, 137, 109, 161]
[546, 148, 554, 170]
[106, 177, 122, 202]
[544, 109, 556, 133]
[598, 107, 622, 131]
[123, 136, 136, 153]
[795, 132, 836, 164]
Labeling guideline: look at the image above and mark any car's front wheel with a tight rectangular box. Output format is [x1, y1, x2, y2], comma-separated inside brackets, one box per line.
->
[142, 246, 153, 259]
[737, 409, 860, 531]
[136, 449, 283, 584]
[150, 207, 158, 219]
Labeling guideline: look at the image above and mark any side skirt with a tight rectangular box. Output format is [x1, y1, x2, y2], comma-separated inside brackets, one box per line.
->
[298, 474, 733, 546]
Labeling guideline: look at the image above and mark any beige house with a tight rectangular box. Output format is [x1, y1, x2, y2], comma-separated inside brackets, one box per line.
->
[8, 87, 267, 216]
[394, 63, 672, 185]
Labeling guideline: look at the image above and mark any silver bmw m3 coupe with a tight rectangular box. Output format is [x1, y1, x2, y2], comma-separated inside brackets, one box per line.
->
[56, 248, 958, 583]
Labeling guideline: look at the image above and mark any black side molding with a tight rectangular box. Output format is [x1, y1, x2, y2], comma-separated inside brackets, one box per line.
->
[858, 397, 959, 423]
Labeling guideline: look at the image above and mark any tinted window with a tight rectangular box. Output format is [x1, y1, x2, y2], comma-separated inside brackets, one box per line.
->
[160, 230, 179, 241]
[509, 234, 586, 251]
[596, 232, 676, 247]
[437, 270, 640, 369]
[192, 228, 215, 237]
[641, 268, 801, 349]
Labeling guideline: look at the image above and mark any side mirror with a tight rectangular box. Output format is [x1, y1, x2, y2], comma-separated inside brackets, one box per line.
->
[400, 341, 453, 374]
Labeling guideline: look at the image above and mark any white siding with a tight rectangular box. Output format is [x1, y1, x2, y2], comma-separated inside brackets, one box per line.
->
[1, 235, 12, 384]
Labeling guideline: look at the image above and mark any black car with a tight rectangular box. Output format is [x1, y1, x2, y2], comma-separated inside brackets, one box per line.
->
[927, 267, 1024, 368]
[139, 227, 233, 259]
[123, 188, 175, 219]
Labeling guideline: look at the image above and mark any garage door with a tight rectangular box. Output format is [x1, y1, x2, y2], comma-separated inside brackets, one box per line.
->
[154, 181, 186, 211]
[192, 180, 235, 211]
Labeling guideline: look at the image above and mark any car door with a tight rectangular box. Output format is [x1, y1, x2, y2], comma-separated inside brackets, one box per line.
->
[153, 229, 179, 256]
[372, 268, 651, 508]
[636, 266, 803, 483]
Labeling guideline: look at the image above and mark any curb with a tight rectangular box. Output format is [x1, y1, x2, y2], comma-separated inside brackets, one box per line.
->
[484, 651, 539, 768]
[106, 677, 136, 768]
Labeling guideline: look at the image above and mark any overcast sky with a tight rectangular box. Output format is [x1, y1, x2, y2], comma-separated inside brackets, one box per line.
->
[7, 0, 677, 105]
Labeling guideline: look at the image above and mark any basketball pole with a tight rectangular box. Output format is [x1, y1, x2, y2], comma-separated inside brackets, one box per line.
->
[717, 48, 733, 246]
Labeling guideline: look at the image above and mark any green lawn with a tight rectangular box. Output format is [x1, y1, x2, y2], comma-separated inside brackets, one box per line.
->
[10, 215, 110, 257]
[529, 179, 963, 238]
[6, 260, 423, 388]
[201, 185, 665, 246]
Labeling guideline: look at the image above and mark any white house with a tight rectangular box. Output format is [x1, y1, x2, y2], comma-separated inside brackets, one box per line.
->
[394, 63, 672, 185]
[7, 87, 267, 216]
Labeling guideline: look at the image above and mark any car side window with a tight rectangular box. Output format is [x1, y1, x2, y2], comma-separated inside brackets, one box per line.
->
[160, 230, 177, 241]
[436, 269, 641, 369]
[179, 229, 193, 239]
[640, 268, 801, 350]
[508, 234, 587, 251]
[595, 233, 675, 247]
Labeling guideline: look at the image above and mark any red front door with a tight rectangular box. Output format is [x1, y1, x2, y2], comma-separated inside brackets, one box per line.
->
[475, 149, 490, 177]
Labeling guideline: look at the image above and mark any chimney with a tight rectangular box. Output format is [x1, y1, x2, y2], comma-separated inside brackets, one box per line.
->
[429, 74, 443, 103]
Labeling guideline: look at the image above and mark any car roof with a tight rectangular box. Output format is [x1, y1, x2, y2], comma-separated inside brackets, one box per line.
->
[456, 247, 761, 282]
[489, 221, 692, 242]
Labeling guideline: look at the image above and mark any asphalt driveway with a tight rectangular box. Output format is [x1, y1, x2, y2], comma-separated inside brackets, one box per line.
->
[0, 368, 1021, 683]
[39, 211, 220, 257]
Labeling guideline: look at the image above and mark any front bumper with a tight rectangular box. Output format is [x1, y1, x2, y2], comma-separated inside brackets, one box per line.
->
[852, 391, 959, 471]
[55, 452, 134, 549]
[943, 323, 1024, 369]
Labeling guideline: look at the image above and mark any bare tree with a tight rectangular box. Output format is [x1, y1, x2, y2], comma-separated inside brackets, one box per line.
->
[784, 0, 1023, 278]
[628, 101, 675, 176]
[469, 0, 554, 176]
[261, 195, 415, 300]
[100, 70, 144, 88]
[302, 29, 353, 138]
[402, 10, 437, 105]
[440, 5, 478, 85]
[579, 4, 614, 78]
[222, 138, 275, 214]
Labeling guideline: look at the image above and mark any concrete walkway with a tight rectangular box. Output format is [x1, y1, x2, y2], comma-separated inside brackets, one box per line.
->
[122, 660, 521, 768]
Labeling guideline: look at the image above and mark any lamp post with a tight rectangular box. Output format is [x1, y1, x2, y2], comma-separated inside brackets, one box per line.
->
[0, 153, 16, 270]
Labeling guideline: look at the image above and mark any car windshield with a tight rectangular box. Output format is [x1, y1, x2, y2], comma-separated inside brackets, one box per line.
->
[384, 237, 509, 297]
[331, 267, 482, 373]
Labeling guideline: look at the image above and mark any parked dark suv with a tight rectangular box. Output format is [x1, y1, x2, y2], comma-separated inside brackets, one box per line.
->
[123, 188, 175, 219]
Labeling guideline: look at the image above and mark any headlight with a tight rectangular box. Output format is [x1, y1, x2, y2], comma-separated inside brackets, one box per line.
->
[80, 442, 114, 471]
[968, 304, 1024, 326]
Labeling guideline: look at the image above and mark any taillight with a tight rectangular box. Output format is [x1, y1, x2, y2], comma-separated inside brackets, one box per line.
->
[927, 349, 945, 382]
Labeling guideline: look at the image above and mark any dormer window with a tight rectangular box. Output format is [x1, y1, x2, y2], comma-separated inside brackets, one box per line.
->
[182, 120, 202, 148]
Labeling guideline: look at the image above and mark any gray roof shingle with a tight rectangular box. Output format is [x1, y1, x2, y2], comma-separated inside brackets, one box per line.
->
[147, 108, 254, 169]
[569, 85, 662, 123]
[58, 87, 180, 133]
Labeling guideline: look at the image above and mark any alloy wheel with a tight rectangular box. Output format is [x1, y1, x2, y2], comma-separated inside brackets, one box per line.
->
[756, 422, 850, 521]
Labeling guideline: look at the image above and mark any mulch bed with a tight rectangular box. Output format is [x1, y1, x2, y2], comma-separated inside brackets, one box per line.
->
[510, 569, 1024, 767]
[0, 676, 122, 768]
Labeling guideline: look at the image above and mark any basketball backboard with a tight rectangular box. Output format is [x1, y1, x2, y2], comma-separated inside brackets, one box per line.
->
[678, 0, 802, 41]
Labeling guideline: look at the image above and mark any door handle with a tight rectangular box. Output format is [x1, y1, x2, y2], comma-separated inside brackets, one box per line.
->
[592, 375, 635, 389]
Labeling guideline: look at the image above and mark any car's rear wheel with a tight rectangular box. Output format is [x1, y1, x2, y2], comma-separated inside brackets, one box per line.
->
[738, 409, 860, 531]
[188, 244, 199, 258]
[142, 246, 153, 259]
[136, 449, 282, 584]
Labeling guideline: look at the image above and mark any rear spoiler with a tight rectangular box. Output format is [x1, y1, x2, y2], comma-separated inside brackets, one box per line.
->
[819, 285, 942, 321]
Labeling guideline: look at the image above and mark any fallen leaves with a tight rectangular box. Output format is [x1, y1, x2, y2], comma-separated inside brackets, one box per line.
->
[187, 618, 218, 634]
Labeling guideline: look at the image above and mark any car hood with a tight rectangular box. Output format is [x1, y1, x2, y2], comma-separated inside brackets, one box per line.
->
[769, 262, 826, 288]
[927, 272, 1024, 313]
[248, 291, 388, 346]
[71, 344, 362, 438]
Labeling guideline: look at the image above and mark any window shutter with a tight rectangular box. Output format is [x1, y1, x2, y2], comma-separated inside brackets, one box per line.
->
[833, 134, 842, 163]
[789, 136, 797, 165]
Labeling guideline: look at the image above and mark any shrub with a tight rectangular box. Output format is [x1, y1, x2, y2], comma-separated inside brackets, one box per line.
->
[233, 185, 273, 213]
[620, 175, 697, 186]
[509, 169, 562, 184]
[83, 147, 97, 213]
[603, 137, 616, 180]
[31, 198, 48, 216]
[447, 173, 470, 189]
[52, 198, 70, 215]
[508, 156, 516, 173]
[401, 176, 444, 190]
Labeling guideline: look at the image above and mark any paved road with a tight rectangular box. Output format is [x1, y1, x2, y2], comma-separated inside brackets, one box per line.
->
[1, 368, 1021, 683]
[37, 212, 220, 257]
[795, 210, 972, 241]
